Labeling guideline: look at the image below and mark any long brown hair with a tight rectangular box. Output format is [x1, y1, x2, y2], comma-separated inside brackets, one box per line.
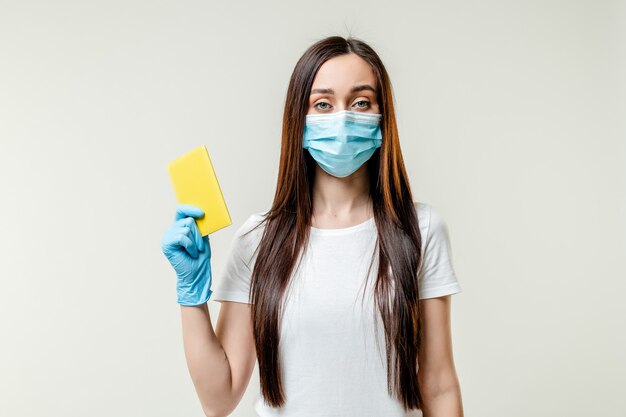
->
[244, 35, 424, 411]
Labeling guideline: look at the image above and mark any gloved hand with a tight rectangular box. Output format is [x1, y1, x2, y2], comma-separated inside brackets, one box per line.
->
[161, 204, 213, 306]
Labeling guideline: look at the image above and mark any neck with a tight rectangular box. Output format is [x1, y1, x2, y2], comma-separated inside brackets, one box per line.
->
[310, 163, 372, 219]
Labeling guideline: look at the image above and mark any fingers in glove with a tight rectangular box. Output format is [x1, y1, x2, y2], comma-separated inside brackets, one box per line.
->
[174, 204, 204, 222]
[188, 217, 205, 252]
[176, 232, 198, 258]
[176, 217, 204, 253]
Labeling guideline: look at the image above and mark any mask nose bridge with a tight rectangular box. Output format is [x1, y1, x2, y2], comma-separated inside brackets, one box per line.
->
[334, 112, 351, 143]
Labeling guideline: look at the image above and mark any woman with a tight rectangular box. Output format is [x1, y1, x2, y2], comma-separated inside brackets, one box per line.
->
[162, 35, 464, 417]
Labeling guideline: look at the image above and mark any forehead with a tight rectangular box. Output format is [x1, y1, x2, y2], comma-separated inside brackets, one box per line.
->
[311, 53, 376, 91]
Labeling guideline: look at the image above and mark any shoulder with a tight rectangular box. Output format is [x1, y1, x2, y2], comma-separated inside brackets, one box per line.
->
[230, 210, 268, 255]
[413, 201, 429, 222]
[413, 200, 431, 234]
[412, 201, 449, 244]
[235, 211, 267, 238]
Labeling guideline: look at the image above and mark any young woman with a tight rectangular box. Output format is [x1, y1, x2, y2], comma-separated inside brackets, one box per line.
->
[161, 36, 464, 417]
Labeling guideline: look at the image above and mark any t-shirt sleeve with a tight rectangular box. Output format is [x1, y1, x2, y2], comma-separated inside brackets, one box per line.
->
[210, 214, 262, 304]
[417, 204, 462, 300]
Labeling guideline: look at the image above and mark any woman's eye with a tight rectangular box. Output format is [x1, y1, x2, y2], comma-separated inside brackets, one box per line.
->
[353, 100, 370, 109]
[314, 102, 331, 110]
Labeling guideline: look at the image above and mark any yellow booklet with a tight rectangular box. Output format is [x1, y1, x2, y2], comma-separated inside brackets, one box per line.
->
[167, 145, 232, 236]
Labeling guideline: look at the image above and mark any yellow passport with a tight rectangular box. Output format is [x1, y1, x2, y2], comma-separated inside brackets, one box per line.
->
[167, 145, 232, 236]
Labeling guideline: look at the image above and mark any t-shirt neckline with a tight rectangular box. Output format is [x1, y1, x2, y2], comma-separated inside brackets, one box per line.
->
[310, 216, 375, 236]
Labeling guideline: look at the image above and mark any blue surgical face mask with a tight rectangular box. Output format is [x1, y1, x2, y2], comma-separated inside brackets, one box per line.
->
[302, 110, 383, 178]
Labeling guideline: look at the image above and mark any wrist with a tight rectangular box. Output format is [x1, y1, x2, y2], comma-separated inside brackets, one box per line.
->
[178, 288, 213, 306]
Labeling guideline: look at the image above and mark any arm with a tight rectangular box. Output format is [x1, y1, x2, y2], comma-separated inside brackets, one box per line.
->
[417, 295, 464, 417]
[181, 301, 256, 417]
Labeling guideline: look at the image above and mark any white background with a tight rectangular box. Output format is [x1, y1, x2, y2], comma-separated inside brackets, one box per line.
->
[1, 1, 624, 416]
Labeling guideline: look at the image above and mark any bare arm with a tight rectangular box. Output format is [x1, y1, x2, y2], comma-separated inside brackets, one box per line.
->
[181, 301, 256, 417]
[418, 295, 464, 417]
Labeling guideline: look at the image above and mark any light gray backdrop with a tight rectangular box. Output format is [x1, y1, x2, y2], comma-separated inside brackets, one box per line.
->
[1, 1, 624, 416]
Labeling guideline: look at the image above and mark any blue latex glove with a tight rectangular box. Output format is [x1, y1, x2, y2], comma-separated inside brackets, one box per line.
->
[161, 204, 212, 306]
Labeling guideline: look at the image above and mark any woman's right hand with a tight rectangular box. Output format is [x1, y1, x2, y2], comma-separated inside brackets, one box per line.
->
[161, 204, 213, 306]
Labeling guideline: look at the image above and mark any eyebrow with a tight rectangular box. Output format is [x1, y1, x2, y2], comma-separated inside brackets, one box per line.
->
[310, 84, 376, 95]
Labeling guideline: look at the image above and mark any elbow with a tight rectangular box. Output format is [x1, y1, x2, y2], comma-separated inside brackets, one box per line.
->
[201, 395, 235, 417]
[419, 367, 461, 399]
[201, 396, 233, 417]
[202, 406, 229, 417]
[195, 376, 235, 417]
[421, 381, 461, 400]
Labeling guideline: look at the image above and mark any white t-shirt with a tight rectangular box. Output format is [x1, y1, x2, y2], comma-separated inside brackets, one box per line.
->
[211, 201, 462, 417]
